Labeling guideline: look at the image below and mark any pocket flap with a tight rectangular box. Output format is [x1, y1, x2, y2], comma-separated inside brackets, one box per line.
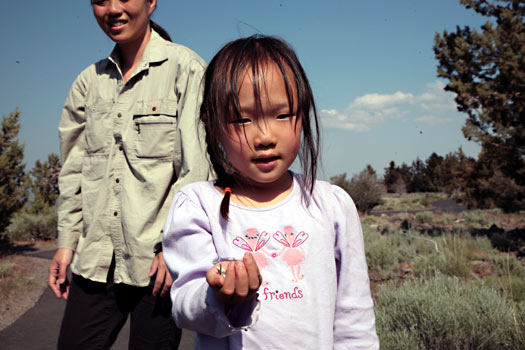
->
[133, 99, 178, 117]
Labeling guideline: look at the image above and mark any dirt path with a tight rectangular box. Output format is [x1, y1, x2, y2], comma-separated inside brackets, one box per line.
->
[0, 254, 49, 330]
[0, 247, 195, 349]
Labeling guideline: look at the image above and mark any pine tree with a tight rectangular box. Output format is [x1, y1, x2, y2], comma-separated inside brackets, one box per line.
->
[29, 153, 61, 213]
[434, 0, 525, 211]
[0, 109, 29, 232]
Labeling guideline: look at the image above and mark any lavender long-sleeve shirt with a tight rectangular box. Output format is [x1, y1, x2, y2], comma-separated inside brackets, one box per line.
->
[163, 174, 379, 349]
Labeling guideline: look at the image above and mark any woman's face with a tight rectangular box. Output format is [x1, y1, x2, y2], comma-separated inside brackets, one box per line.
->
[91, 0, 156, 46]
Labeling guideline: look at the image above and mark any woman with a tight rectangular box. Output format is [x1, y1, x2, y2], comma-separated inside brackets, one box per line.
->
[48, 0, 210, 348]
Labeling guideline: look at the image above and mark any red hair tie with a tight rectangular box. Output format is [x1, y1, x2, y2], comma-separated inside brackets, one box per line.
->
[224, 187, 232, 195]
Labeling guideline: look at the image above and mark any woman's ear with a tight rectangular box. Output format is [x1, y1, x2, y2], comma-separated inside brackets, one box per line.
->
[201, 112, 208, 124]
[148, 0, 157, 15]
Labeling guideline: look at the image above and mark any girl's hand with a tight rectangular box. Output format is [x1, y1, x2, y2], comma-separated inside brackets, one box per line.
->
[206, 253, 262, 306]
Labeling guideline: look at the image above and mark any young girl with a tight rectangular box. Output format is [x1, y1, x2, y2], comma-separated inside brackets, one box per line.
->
[48, 0, 210, 348]
[163, 35, 379, 349]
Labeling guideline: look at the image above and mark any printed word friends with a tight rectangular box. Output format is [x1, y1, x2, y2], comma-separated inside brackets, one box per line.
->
[262, 287, 303, 301]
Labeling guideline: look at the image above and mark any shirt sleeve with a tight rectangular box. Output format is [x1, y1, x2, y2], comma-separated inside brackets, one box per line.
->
[162, 190, 259, 338]
[331, 185, 379, 349]
[171, 58, 213, 197]
[56, 70, 89, 251]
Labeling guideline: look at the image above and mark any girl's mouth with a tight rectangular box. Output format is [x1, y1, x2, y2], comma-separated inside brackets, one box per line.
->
[253, 156, 280, 164]
[253, 156, 280, 171]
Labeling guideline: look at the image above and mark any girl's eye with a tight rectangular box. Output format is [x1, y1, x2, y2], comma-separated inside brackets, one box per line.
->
[232, 118, 252, 124]
[276, 113, 294, 120]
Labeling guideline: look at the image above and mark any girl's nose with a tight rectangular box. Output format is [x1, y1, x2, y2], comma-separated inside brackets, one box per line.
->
[253, 122, 276, 148]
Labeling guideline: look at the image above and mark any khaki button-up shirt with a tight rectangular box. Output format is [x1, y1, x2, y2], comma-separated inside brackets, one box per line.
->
[57, 30, 211, 286]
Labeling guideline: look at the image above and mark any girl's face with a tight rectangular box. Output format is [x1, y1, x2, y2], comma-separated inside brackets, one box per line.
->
[222, 62, 302, 190]
[91, 0, 155, 46]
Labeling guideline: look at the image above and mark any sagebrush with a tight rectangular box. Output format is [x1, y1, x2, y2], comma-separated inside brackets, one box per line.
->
[375, 275, 525, 350]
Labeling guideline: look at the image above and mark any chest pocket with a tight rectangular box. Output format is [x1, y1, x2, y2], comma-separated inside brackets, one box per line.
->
[132, 99, 179, 159]
[85, 101, 114, 154]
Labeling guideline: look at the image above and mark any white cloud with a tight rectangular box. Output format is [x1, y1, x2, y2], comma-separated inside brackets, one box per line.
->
[352, 91, 415, 108]
[416, 81, 457, 111]
[415, 115, 453, 125]
[320, 80, 458, 132]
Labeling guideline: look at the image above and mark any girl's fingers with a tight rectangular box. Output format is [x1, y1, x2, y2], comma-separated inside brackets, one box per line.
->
[232, 260, 249, 303]
[220, 261, 237, 300]
[206, 262, 226, 289]
[243, 253, 262, 292]
[208, 258, 261, 305]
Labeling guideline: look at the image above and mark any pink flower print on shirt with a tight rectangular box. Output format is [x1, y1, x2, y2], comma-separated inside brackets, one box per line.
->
[232, 229, 271, 285]
[273, 226, 309, 283]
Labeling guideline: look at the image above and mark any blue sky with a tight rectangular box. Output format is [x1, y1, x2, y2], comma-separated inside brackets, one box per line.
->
[0, 0, 487, 180]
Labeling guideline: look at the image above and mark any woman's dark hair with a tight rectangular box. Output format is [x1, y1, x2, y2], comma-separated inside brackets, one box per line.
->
[150, 20, 172, 42]
[90, 0, 172, 42]
[200, 35, 320, 220]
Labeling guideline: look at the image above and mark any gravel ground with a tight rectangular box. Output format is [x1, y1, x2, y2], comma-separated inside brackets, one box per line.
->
[0, 254, 49, 330]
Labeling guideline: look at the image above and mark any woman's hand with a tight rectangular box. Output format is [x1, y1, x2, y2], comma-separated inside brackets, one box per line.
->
[206, 253, 262, 306]
[149, 252, 173, 297]
[48, 248, 74, 299]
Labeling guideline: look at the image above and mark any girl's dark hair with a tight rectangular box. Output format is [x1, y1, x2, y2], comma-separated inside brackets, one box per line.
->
[200, 35, 320, 220]
[150, 20, 172, 42]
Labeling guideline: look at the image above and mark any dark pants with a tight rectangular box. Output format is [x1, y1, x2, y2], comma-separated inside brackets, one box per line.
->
[57, 265, 181, 350]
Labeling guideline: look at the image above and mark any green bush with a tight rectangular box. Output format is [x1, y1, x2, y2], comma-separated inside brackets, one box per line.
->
[5, 206, 57, 241]
[0, 262, 12, 278]
[363, 225, 400, 275]
[365, 227, 496, 280]
[376, 276, 525, 350]
[488, 254, 525, 303]
[414, 211, 434, 225]
[461, 209, 490, 227]
[412, 253, 443, 278]
[331, 168, 386, 213]
[374, 192, 447, 211]
[434, 213, 453, 225]
[492, 254, 525, 279]
[363, 226, 437, 275]
[361, 215, 377, 226]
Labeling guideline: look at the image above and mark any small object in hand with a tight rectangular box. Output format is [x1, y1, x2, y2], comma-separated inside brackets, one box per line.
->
[217, 264, 227, 278]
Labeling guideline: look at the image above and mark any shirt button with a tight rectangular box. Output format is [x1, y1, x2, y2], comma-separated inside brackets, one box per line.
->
[119, 146, 123, 151]
[117, 113, 122, 118]
[113, 211, 118, 216]
[116, 178, 120, 184]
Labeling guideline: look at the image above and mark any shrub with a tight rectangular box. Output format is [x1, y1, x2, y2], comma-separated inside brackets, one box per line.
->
[5, 206, 57, 241]
[362, 225, 400, 275]
[434, 213, 453, 225]
[414, 211, 434, 225]
[361, 215, 377, 226]
[363, 226, 437, 275]
[488, 254, 525, 303]
[374, 192, 447, 211]
[0, 262, 12, 278]
[331, 168, 386, 213]
[461, 209, 490, 227]
[412, 253, 444, 278]
[375, 275, 525, 350]
[492, 254, 525, 280]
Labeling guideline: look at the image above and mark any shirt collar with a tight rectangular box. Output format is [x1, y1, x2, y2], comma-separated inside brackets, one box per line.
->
[108, 29, 169, 70]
